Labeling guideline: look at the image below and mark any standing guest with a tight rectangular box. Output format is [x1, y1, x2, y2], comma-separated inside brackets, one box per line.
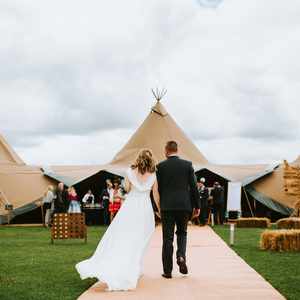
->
[210, 182, 225, 225]
[68, 186, 81, 213]
[42, 185, 55, 227]
[109, 179, 125, 222]
[197, 178, 209, 226]
[82, 190, 95, 205]
[54, 182, 68, 214]
[100, 179, 113, 225]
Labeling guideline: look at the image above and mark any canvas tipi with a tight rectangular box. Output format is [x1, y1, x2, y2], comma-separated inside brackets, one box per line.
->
[110, 100, 208, 169]
[0, 134, 25, 165]
[245, 156, 300, 215]
[0, 134, 53, 224]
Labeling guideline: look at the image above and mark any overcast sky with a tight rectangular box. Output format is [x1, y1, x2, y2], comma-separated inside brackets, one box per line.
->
[1, 0, 299, 166]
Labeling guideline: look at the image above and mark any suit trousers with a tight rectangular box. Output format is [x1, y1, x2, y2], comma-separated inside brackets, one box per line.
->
[161, 210, 190, 274]
[214, 202, 225, 224]
[103, 206, 110, 225]
[199, 204, 208, 225]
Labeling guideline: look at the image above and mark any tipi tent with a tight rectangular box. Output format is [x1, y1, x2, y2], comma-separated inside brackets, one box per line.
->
[0, 134, 25, 165]
[43, 100, 277, 204]
[43, 99, 279, 219]
[0, 134, 53, 224]
[245, 156, 300, 215]
[1, 98, 286, 223]
[110, 100, 208, 169]
[43, 100, 209, 187]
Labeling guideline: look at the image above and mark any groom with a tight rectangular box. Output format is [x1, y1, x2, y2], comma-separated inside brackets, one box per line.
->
[156, 141, 200, 278]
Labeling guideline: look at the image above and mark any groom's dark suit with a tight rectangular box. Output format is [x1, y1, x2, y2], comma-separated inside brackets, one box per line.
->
[156, 155, 200, 275]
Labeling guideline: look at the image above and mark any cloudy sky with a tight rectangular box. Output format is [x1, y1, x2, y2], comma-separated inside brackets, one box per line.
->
[1, 0, 299, 166]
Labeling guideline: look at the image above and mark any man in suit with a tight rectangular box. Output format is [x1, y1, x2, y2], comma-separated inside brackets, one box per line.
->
[211, 182, 225, 225]
[100, 179, 113, 225]
[156, 141, 200, 278]
[198, 177, 209, 226]
[54, 182, 68, 213]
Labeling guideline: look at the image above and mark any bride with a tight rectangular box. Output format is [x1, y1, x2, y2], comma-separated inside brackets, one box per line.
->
[75, 149, 159, 291]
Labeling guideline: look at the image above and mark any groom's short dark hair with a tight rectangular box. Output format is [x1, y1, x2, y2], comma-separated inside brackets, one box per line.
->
[165, 141, 178, 153]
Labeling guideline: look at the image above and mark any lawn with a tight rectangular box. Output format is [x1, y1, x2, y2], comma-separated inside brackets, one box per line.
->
[1, 225, 300, 300]
[0, 226, 107, 300]
[214, 225, 300, 300]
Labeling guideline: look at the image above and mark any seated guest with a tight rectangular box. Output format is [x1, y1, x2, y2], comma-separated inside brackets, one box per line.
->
[54, 182, 68, 214]
[197, 178, 209, 226]
[100, 179, 113, 225]
[82, 190, 95, 205]
[210, 182, 225, 225]
[42, 185, 55, 227]
[68, 186, 81, 213]
[109, 179, 125, 221]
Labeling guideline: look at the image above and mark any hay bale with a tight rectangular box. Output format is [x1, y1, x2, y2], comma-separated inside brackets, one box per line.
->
[236, 217, 271, 228]
[260, 229, 300, 251]
[277, 217, 300, 229]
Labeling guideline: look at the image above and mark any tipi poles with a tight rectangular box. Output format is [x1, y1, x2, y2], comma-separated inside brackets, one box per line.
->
[243, 187, 254, 217]
[40, 200, 45, 227]
[151, 88, 167, 101]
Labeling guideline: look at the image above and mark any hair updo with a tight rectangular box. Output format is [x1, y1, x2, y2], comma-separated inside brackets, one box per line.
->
[131, 149, 156, 175]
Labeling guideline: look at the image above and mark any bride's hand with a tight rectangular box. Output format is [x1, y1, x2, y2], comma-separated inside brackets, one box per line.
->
[155, 211, 161, 219]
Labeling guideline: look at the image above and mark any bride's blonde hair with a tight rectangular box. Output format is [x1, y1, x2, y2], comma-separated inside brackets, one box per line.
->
[131, 149, 156, 175]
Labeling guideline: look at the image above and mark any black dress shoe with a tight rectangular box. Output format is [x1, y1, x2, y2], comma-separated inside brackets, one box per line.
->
[161, 273, 172, 279]
[177, 257, 188, 275]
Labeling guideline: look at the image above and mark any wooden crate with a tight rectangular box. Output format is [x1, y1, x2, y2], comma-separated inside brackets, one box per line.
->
[51, 213, 87, 244]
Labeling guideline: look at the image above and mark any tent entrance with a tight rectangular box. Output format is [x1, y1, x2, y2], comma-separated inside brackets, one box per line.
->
[74, 171, 123, 203]
[10, 206, 43, 224]
[10, 171, 123, 225]
[195, 168, 228, 211]
[242, 187, 287, 222]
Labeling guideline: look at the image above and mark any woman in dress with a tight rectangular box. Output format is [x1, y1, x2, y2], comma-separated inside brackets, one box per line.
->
[67, 186, 81, 213]
[42, 185, 55, 227]
[76, 149, 159, 291]
[109, 179, 124, 222]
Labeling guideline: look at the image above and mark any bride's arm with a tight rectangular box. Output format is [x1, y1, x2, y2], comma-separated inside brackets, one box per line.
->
[152, 179, 160, 214]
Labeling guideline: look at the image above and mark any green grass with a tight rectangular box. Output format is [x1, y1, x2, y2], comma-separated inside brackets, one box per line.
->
[0, 226, 107, 300]
[214, 225, 300, 300]
[2, 225, 300, 300]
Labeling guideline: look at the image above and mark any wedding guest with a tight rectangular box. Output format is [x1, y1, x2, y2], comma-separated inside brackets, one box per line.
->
[42, 185, 55, 227]
[210, 182, 225, 225]
[100, 179, 113, 225]
[109, 179, 125, 221]
[197, 178, 209, 226]
[68, 186, 81, 213]
[82, 190, 95, 205]
[54, 182, 68, 214]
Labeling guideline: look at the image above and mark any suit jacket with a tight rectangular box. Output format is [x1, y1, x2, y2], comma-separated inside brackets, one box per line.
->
[156, 156, 200, 212]
[210, 186, 224, 205]
[54, 188, 68, 212]
[199, 186, 209, 208]
[100, 188, 110, 209]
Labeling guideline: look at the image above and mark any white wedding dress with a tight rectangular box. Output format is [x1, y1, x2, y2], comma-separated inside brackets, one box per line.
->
[75, 168, 156, 291]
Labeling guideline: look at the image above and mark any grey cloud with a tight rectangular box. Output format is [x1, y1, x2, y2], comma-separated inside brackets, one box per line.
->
[231, 73, 299, 141]
[1, 0, 300, 165]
